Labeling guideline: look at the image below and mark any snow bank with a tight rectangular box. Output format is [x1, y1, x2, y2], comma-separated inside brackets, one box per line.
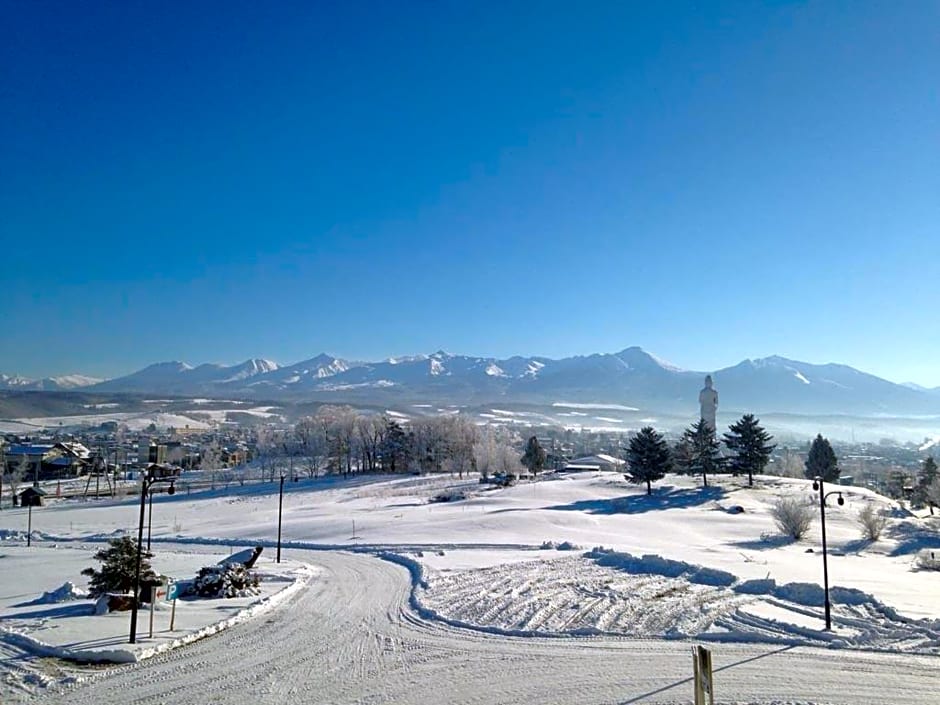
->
[402, 548, 940, 653]
[31, 582, 88, 605]
[588, 547, 737, 587]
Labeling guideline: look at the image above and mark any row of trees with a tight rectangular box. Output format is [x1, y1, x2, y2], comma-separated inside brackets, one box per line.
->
[250, 407, 940, 511]
[270, 409, 851, 496]
[625, 414, 781, 495]
[258, 407, 531, 480]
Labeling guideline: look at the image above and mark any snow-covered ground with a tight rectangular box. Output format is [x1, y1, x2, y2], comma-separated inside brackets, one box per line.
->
[1, 470, 938, 702]
[0, 543, 309, 699]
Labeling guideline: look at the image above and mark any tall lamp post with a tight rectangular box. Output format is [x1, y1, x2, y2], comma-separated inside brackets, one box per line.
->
[129, 467, 176, 644]
[812, 476, 844, 631]
[277, 474, 285, 563]
[147, 488, 155, 551]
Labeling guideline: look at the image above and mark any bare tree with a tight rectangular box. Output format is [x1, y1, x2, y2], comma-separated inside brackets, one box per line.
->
[200, 442, 222, 490]
[7, 455, 28, 507]
[474, 427, 523, 480]
[311, 405, 358, 476]
[927, 478, 940, 513]
[356, 415, 387, 474]
[295, 416, 327, 478]
[255, 427, 282, 482]
[773, 448, 805, 479]
[440, 416, 477, 479]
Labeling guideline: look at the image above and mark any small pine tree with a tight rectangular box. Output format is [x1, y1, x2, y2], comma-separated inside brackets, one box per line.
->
[521, 436, 546, 477]
[625, 426, 671, 495]
[723, 414, 776, 487]
[917, 457, 938, 514]
[82, 536, 156, 598]
[678, 419, 725, 488]
[804, 434, 839, 483]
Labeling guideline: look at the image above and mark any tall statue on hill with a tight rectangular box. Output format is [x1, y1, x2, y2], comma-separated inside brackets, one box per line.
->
[699, 375, 718, 432]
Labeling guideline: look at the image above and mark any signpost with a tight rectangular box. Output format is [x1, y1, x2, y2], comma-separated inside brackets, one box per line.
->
[692, 645, 714, 705]
[166, 580, 180, 632]
[149, 580, 169, 638]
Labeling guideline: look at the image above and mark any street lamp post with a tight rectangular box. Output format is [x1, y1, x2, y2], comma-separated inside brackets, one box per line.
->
[812, 476, 844, 631]
[147, 489, 155, 551]
[129, 468, 176, 644]
[27, 502, 33, 547]
[277, 474, 285, 563]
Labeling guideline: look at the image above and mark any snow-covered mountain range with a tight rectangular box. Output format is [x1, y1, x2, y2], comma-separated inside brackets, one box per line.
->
[4, 347, 939, 416]
[0, 373, 103, 392]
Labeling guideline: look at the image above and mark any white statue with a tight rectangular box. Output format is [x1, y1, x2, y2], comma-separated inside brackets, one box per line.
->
[699, 374, 718, 431]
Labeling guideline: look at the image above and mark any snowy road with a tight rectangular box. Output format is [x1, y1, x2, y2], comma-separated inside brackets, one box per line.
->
[37, 551, 940, 704]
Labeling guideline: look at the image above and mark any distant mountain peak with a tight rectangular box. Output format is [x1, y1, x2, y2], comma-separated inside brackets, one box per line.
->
[615, 346, 684, 372]
[387, 354, 427, 365]
[147, 361, 193, 371]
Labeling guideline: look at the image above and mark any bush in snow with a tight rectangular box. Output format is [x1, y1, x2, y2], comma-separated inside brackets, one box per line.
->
[190, 563, 260, 599]
[430, 489, 467, 503]
[856, 503, 887, 541]
[492, 472, 517, 487]
[915, 549, 940, 571]
[82, 536, 157, 597]
[770, 496, 814, 540]
[540, 540, 581, 551]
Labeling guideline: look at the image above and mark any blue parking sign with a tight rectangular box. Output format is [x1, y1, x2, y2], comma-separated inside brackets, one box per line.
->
[166, 581, 181, 601]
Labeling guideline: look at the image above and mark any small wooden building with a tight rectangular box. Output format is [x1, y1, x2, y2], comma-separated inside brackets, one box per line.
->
[19, 487, 47, 507]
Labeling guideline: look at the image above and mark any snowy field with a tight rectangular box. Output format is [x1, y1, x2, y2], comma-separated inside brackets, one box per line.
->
[1, 470, 938, 703]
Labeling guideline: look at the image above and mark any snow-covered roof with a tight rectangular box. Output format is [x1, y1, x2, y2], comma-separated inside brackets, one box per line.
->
[56, 442, 92, 459]
[566, 454, 625, 468]
[5, 444, 55, 456]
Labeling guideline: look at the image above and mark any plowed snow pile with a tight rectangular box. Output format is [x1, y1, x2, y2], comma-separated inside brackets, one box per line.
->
[418, 551, 940, 652]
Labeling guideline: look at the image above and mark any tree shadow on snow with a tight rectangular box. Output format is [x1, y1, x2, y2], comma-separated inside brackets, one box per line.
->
[727, 534, 794, 551]
[833, 538, 874, 555]
[885, 519, 940, 556]
[548, 485, 725, 515]
[7, 602, 94, 619]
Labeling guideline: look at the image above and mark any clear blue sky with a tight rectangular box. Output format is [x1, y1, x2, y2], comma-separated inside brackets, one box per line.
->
[2, 2, 938, 384]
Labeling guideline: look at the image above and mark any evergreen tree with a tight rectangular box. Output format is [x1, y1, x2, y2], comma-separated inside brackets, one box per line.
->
[678, 419, 725, 488]
[804, 434, 839, 483]
[521, 436, 547, 477]
[380, 419, 411, 473]
[723, 414, 776, 487]
[918, 457, 938, 514]
[625, 426, 671, 495]
[671, 438, 693, 474]
[82, 536, 156, 598]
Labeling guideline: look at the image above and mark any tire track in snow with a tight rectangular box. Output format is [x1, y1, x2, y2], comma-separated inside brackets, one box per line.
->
[18, 551, 939, 705]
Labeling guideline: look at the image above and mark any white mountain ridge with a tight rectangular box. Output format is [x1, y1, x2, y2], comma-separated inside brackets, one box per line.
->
[5, 348, 939, 417]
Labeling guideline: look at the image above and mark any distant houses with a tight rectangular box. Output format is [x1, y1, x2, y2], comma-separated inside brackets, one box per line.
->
[3, 441, 92, 481]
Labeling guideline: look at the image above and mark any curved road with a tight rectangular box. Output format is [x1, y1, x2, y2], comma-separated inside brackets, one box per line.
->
[40, 551, 938, 704]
